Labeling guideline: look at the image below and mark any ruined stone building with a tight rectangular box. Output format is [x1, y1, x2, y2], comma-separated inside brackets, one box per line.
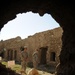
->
[0, 27, 63, 67]
[0, 1, 75, 75]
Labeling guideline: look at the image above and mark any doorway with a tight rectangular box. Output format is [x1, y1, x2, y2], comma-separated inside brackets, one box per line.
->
[40, 47, 48, 65]
[50, 52, 56, 61]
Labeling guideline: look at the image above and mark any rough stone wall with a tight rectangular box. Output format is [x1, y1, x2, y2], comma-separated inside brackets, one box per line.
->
[0, 27, 63, 66]
[0, 1, 75, 75]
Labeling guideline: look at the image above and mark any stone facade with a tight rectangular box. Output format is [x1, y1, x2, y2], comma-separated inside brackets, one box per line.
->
[0, 1, 75, 75]
[0, 27, 63, 67]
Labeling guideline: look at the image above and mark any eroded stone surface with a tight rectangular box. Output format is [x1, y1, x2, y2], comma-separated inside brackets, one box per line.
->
[0, 1, 75, 75]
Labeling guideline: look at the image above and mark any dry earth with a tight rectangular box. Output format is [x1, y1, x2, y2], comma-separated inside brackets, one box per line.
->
[16, 67, 55, 75]
[2, 61, 55, 75]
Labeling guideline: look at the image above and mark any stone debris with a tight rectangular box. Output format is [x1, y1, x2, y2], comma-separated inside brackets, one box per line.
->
[7, 60, 15, 68]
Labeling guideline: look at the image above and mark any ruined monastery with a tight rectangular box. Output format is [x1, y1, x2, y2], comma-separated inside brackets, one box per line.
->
[0, 27, 63, 67]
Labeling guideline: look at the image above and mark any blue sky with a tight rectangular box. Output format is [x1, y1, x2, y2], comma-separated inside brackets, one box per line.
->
[0, 12, 60, 41]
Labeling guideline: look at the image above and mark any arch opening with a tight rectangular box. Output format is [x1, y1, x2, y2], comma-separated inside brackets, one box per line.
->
[0, 11, 62, 74]
[0, 12, 60, 41]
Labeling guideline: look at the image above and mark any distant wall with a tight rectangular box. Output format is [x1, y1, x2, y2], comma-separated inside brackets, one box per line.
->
[0, 27, 63, 66]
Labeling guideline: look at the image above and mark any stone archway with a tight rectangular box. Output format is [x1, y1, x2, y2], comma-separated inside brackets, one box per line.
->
[0, 1, 75, 75]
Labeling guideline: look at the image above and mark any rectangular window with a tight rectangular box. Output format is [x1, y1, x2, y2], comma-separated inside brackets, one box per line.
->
[50, 52, 55, 61]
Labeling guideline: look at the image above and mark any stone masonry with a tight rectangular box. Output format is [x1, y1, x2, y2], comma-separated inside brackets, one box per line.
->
[0, 27, 63, 67]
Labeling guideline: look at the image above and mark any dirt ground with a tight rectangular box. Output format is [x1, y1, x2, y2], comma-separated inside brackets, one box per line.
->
[16, 67, 55, 75]
[2, 61, 55, 75]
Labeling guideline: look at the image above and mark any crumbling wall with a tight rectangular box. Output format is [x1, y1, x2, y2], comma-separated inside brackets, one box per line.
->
[0, 27, 63, 66]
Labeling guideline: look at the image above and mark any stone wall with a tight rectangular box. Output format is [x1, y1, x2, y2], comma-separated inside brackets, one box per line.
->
[0, 27, 63, 67]
[0, 1, 75, 75]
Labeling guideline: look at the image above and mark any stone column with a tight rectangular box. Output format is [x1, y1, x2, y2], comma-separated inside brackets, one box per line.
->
[56, 25, 75, 75]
